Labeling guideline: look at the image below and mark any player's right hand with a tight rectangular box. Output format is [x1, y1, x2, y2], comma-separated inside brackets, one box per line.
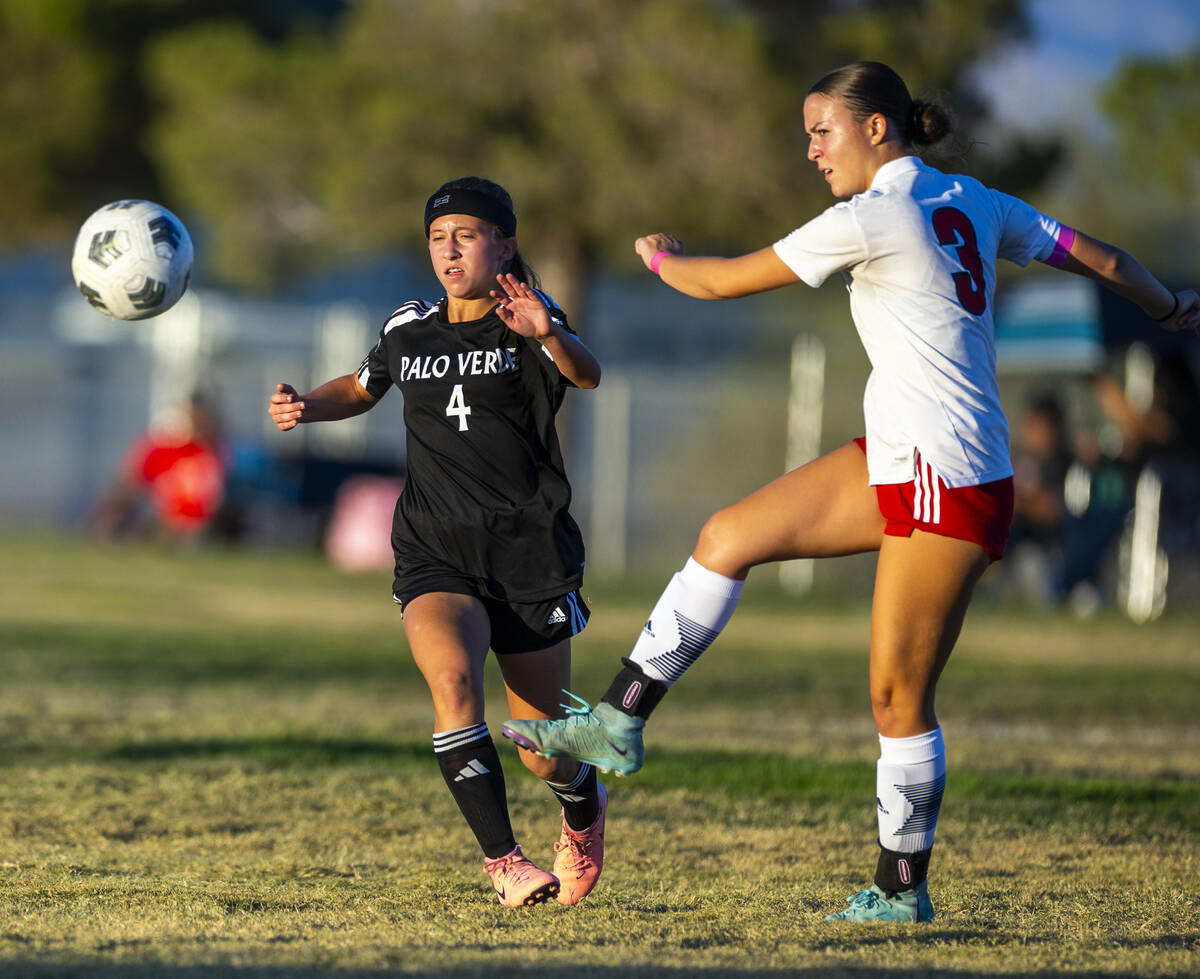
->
[268, 382, 306, 431]
[634, 233, 683, 270]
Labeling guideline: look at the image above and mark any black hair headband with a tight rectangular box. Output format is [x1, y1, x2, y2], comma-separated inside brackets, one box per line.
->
[424, 188, 516, 238]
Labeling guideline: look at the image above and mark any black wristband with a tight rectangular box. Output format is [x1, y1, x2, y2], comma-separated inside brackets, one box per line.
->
[1155, 294, 1179, 322]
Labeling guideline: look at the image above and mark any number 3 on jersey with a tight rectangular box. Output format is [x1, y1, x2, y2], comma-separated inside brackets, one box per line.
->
[932, 207, 987, 315]
[446, 384, 472, 431]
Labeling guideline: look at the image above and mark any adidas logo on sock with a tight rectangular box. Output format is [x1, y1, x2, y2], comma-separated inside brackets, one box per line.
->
[454, 758, 491, 781]
[547, 606, 567, 625]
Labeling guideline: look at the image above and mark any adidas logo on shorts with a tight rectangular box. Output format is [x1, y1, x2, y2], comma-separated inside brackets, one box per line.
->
[547, 606, 567, 625]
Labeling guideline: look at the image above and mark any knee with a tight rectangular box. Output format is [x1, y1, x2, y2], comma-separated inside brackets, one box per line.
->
[425, 669, 479, 721]
[517, 747, 567, 782]
[694, 509, 748, 578]
[869, 679, 935, 737]
[869, 683, 901, 732]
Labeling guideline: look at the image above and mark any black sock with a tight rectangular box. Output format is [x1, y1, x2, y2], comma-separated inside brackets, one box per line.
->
[545, 763, 599, 831]
[433, 724, 516, 860]
[600, 658, 670, 720]
[874, 843, 931, 895]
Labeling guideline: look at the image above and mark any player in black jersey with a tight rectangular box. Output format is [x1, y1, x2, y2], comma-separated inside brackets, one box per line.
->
[267, 177, 606, 908]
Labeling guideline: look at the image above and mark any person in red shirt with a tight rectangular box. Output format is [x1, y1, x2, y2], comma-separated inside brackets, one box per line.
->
[90, 394, 226, 539]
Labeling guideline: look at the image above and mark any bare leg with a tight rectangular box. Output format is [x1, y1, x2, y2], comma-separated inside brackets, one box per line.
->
[403, 592, 491, 729]
[694, 441, 886, 577]
[848, 530, 990, 915]
[403, 592, 520, 861]
[505, 443, 883, 740]
[625, 442, 884, 687]
[869, 531, 990, 737]
[497, 640, 581, 783]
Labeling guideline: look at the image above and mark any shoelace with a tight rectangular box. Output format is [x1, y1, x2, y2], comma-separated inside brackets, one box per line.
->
[553, 832, 594, 873]
[559, 690, 598, 725]
[849, 889, 885, 909]
[485, 852, 537, 883]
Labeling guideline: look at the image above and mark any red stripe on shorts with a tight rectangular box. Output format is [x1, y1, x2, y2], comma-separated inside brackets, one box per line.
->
[853, 437, 1014, 560]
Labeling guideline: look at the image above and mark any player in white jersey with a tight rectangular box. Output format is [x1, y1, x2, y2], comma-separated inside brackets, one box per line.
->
[503, 62, 1199, 922]
[268, 177, 609, 908]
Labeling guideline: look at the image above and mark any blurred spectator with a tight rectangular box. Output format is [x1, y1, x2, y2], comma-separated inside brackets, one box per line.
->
[87, 392, 227, 542]
[1012, 393, 1072, 542]
[1056, 347, 1200, 611]
[1005, 392, 1073, 601]
[1092, 349, 1200, 466]
[1053, 421, 1132, 613]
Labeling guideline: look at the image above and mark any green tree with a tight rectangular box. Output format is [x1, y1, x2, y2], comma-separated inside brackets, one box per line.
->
[0, 0, 109, 244]
[145, 0, 798, 310]
[1103, 48, 1200, 198]
[0, 0, 348, 249]
[145, 21, 342, 290]
[1033, 47, 1200, 284]
[144, 0, 1035, 312]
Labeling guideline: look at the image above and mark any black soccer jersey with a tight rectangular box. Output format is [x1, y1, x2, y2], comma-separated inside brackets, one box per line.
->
[357, 295, 586, 602]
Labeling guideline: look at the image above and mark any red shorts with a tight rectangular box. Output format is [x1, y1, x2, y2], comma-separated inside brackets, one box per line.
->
[853, 438, 1014, 561]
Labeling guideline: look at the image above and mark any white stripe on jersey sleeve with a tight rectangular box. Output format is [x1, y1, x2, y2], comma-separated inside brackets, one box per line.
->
[382, 299, 438, 336]
[357, 300, 438, 395]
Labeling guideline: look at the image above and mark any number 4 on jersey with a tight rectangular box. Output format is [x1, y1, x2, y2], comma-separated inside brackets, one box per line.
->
[446, 384, 472, 431]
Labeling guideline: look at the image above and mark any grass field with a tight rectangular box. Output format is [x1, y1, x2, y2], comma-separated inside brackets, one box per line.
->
[0, 532, 1197, 978]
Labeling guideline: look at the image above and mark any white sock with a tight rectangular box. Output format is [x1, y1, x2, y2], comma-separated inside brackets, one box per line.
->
[876, 727, 945, 852]
[628, 557, 743, 684]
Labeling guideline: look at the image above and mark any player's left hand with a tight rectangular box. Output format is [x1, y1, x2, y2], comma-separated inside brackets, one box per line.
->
[491, 274, 555, 339]
[1159, 289, 1200, 336]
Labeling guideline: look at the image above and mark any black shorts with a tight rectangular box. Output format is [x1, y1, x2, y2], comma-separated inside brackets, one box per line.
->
[392, 573, 589, 655]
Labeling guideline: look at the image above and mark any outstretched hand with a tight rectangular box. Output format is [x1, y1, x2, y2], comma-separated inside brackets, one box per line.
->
[491, 274, 555, 339]
[268, 382, 305, 431]
[634, 233, 683, 271]
[1160, 289, 1200, 336]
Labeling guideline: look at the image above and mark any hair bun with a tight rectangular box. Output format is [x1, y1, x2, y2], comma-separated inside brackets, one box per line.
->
[907, 98, 952, 148]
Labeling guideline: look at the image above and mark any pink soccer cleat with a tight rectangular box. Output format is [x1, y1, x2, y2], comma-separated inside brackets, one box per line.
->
[483, 844, 560, 907]
[552, 781, 607, 905]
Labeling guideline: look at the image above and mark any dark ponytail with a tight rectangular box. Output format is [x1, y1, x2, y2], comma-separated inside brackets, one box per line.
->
[427, 176, 540, 288]
[809, 61, 953, 152]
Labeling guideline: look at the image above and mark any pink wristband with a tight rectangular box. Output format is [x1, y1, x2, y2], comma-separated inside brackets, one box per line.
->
[649, 251, 670, 275]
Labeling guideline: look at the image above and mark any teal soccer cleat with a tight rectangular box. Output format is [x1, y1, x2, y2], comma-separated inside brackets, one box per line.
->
[823, 882, 935, 923]
[502, 694, 645, 776]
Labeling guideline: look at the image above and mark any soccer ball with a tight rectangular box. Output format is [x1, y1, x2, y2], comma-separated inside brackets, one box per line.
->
[71, 199, 194, 320]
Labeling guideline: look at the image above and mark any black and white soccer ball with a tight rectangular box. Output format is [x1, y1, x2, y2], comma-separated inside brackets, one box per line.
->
[71, 200, 194, 320]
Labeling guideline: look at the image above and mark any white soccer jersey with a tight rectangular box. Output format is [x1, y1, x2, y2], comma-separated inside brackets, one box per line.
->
[774, 155, 1069, 488]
